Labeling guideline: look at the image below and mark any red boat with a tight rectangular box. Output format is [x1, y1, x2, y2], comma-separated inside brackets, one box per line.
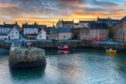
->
[58, 45, 69, 51]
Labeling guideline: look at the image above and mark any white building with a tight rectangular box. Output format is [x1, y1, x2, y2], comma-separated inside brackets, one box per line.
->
[23, 23, 40, 39]
[0, 24, 20, 40]
[8, 26, 20, 39]
[36, 29, 47, 40]
[23, 23, 39, 35]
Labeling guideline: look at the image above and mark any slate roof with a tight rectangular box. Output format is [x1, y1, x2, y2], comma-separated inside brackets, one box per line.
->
[58, 28, 71, 33]
[97, 18, 110, 23]
[62, 21, 74, 24]
[97, 18, 119, 24]
[0, 24, 15, 28]
[0, 24, 19, 35]
[79, 21, 95, 23]
[89, 23, 108, 29]
[50, 28, 71, 34]
[22, 24, 41, 28]
[111, 20, 119, 23]
[121, 16, 126, 21]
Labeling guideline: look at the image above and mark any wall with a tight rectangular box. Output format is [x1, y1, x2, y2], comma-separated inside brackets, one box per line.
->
[58, 33, 72, 40]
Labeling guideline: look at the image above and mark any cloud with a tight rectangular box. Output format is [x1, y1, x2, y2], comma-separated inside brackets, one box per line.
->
[0, 0, 125, 26]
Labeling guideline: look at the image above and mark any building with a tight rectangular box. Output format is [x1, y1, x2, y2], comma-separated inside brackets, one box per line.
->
[50, 28, 72, 40]
[97, 17, 119, 27]
[79, 21, 95, 28]
[112, 16, 126, 42]
[36, 29, 47, 40]
[22, 23, 41, 39]
[79, 23, 109, 41]
[0, 23, 20, 40]
[56, 20, 74, 28]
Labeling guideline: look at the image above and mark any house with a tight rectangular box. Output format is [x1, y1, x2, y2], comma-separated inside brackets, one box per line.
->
[56, 20, 74, 28]
[97, 17, 119, 27]
[0, 23, 20, 40]
[49, 28, 58, 40]
[79, 23, 109, 41]
[50, 28, 72, 40]
[71, 28, 81, 39]
[79, 20, 95, 28]
[23, 23, 41, 39]
[112, 16, 126, 42]
[36, 28, 47, 40]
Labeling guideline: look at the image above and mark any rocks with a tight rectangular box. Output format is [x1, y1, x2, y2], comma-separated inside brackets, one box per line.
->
[9, 46, 46, 69]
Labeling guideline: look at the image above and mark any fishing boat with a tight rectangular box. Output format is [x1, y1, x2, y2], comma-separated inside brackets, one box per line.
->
[58, 45, 69, 51]
[106, 48, 117, 54]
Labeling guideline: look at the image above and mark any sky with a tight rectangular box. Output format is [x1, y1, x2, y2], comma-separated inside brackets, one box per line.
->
[0, 0, 126, 26]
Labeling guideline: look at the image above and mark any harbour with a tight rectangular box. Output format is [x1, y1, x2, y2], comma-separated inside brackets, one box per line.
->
[0, 40, 125, 50]
[0, 49, 126, 84]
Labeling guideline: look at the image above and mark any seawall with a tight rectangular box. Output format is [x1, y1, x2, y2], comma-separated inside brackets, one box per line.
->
[0, 41, 125, 50]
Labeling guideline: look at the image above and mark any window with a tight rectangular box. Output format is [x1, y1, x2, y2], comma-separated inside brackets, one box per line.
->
[86, 33, 87, 35]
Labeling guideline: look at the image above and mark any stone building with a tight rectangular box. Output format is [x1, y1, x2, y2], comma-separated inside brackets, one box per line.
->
[56, 20, 74, 28]
[79, 23, 109, 41]
[112, 16, 126, 42]
[50, 28, 72, 40]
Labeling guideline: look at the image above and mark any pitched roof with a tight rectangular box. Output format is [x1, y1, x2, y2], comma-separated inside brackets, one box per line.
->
[79, 21, 95, 23]
[89, 23, 108, 29]
[0, 24, 20, 35]
[58, 28, 71, 33]
[62, 21, 74, 24]
[97, 18, 110, 23]
[121, 16, 126, 21]
[22, 24, 41, 28]
[50, 28, 71, 34]
[0, 24, 15, 28]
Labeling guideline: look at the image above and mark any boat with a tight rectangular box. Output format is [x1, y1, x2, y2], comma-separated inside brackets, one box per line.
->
[58, 45, 69, 51]
[9, 43, 46, 69]
[106, 48, 117, 54]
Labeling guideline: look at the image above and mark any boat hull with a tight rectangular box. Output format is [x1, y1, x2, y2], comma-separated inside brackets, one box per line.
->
[106, 50, 117, 54]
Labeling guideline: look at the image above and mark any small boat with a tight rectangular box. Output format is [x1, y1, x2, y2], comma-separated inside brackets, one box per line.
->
[58, 45, 69, 51]
[106, 48, 117, 54]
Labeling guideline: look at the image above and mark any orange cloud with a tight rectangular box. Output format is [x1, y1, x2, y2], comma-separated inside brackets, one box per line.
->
[0, 2, 17, 8]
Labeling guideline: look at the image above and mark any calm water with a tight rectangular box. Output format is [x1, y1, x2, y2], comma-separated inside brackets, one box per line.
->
[0, 49, 126, 84]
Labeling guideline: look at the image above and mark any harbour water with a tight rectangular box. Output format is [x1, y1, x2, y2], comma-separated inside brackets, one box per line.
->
[0, 49, 126, 84]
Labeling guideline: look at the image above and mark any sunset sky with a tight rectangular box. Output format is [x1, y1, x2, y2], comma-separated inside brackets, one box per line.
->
[0, 0, 126, 26]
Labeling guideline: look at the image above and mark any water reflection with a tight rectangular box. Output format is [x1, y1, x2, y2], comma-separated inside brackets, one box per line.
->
[10, 67, 45, 80]
[0, 49, 126, 84]
[106, 52, 117, 56]
[57, 50, 69, 54]
[114, 54, 126, 77]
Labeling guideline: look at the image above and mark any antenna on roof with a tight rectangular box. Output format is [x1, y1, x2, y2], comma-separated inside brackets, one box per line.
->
[25, 22, 28, 25]
[34, 21, 37, 25]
